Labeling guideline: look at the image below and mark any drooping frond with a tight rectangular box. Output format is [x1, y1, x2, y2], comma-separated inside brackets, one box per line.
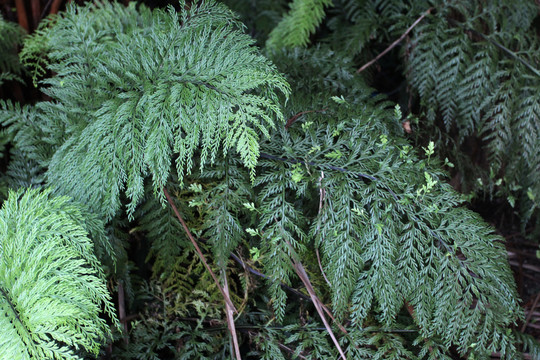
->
[254, 81, 521, 356]
[197, 155, 252, 268]
[404, 0, 540, 230]
[254, 131, 310, 322]
[0, 188, 118, 359]
[17, 0, 289, 220]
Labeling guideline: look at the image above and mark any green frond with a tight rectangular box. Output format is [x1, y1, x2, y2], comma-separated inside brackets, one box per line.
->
[18, 0, 289, 220]
[0, 15, 25, 84]
[0, 188, 118, 359]
[198, 155, 252, 268]
[267, 0, 333, 49]
[257, 91, 521, 357]
[255, 134, 310, 322]
[136, 178, 192, 277]
[405, 0, 540, 233]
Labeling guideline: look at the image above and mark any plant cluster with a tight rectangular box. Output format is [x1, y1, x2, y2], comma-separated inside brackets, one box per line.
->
[0, 0, 538, 359]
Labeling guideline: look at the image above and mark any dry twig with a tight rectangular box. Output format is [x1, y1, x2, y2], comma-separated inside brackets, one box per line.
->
[163, 187, 236, 312]
[356, 8, 432, 74]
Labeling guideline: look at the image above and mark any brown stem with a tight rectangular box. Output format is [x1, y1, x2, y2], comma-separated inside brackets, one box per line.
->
[163, 187, 236, 312]
[222, 271, 242, 359]
[521, 292, 540, 332]
[285, 108, 327, 129]
[357, 8, 432, 74]
[15, 0, 29, 32]
[50, 0, 64, 15]
[287, 245, 347, 360]
[30, 0, 40, 30]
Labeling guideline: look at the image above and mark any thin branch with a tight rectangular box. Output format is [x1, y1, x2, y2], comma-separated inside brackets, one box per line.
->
[286, 241, 347, 360]
[229, 252, 311, 301]
[521, 292, 540, 332]
[273, 214, 347, 359]
[285, 108, 327, 129]
[163, 187, 236, 312]
[222, 270, 242, 359]
[357, 8, 432, 74]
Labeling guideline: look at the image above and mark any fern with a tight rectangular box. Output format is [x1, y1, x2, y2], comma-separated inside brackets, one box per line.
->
[0, 1, 532, 358]
[267, 0, 333, 49]
[0, 15, 24, 85]
[404, 0, 540, 231]
[0, 188, 118, 359]
[250, 55, 522, 355]
[16, 0, 289, 221]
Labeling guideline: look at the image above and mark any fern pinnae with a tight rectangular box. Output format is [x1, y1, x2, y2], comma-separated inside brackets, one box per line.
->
[0, 188, 118, 359]
[21, 0, 289, 220]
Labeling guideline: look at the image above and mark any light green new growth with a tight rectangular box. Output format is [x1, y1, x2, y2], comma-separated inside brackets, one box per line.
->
[19, 0, 289, 220]
[267, 0, 333, 49]
[0, 188, 118, 359]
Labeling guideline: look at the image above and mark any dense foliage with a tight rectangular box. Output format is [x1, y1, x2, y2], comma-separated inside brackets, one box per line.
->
[0, 188, 118, 359]
[0, 1, 538, 359]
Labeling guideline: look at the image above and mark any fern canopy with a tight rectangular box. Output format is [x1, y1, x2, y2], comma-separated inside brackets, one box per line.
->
[19, 0, 289, 220]
[253, 80, 521, 356]
[0, 188, 117, 359]
[403, 0, 540, 230]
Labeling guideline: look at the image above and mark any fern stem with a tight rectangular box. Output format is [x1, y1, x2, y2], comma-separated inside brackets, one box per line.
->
[450, 19, 540, 78]
[222, 270, 242, 360]
[0, 286, 20, 322]
[229, 252, 311, 301]
[357, 8, 433, 74]
[163, 187, 237, 312]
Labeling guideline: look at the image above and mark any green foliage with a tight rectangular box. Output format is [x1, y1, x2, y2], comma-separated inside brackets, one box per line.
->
[16, 0, 289, 221]
[0, 15, 24, 85]
[0, 1, 534, 359]
[403, 0, 540, 231]
[267, 0, 333, 49]
[252, 87, 521, 357]
[0, 188, 118, 359]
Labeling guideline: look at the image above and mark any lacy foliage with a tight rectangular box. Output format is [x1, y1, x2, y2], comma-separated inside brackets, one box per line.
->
[0, 189, 117, 359]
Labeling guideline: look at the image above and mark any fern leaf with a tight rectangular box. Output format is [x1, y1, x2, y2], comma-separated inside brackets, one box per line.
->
[0, 188, 118, 359]
[19, 1, 289, 220]
[267, 0, 333, 49]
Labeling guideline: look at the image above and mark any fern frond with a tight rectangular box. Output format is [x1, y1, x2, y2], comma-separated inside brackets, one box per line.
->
[0, 188, 118, 359]
[257, 89, 521, 357]
[267, 0, 333, 49]
[0, 15, 25, 84]
[405, 0, 540, 232]
[19, 0, 289, 220]
[199, 155, 252, 268]
[255, 133, 310, 322]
